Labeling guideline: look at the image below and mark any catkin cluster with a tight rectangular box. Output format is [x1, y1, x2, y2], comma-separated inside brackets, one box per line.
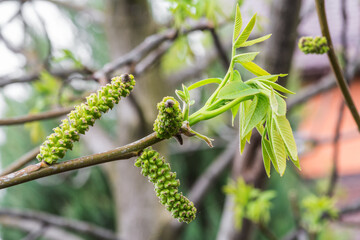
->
[153, 96, 183, 139]
[135, 147, 196, 223]
[298, 36, 329, 54]
[37, 74, 136, 164]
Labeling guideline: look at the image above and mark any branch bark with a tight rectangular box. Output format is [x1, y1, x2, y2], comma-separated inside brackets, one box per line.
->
[315, 0, 360, 131]
[0, 132, 162, 189]
[0, 208, 119, 240]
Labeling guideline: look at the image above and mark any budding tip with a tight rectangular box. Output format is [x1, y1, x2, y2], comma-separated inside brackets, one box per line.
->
[121, 73, 131, 83]
[164, 99, 175, 108]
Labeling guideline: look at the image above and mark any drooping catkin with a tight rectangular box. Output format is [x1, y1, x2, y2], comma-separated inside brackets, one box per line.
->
[135, 147, 196, 223]
[37, 74, 136, 164]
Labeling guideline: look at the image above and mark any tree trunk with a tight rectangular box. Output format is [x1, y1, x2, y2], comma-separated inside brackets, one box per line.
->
[103, 1, 171, 239]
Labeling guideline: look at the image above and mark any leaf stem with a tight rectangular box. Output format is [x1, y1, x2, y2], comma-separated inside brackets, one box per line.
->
[315, 0, 360, 131]
[189, 95, 253, 125]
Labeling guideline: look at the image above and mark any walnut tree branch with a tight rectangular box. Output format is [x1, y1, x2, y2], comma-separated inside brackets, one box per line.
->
[0, 106, 74, 126]
[0, 132, 162, 189]
[0, 208, 120, 240]
[315, 0, 360, 131]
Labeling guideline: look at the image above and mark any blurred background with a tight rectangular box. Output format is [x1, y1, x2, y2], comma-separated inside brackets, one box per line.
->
[0, 0, 360, 239]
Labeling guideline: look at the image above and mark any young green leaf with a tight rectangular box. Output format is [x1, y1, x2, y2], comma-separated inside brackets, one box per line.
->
[261, 138, 271, 177]
[239, 101, 250, 153]
[246, 74, 288, 83]
[183, 84, 190, 99]
[275, 94, 286, 116]
[232, 70, 242, 82]
[241, 62, 270, 76]
[234, 14, 257, 48]
[258, 79, 295, 94]
[242, 94, 268, 137]
[269, 89, 278, 113]
[238, 34, 272, 47]
[175, 90, 186, 102]
[233, 52, 259, 64]
[270, 118, 287, 176]
[287, 149, 301, 170]
[188, 78, 222, 91]
[233, 4, 242, 42]
[231, 103, 240, 126]
[274, 115, 298, 161]
[218, 81, 260, 99]
[262, 137, 279, 173]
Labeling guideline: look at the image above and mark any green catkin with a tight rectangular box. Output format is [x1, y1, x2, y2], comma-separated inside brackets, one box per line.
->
[298, 36, 330, 54]
[135, 147, 196, 223]
[37, 74, 136, 164]
[153, 96, 183, 139]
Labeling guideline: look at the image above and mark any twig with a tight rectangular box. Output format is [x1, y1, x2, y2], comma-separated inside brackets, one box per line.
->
[0, 132, 161, 189]
[315, 0, 360, 131]
[188, 138, 237, 206]
[0, 146, 40, 176]
[92, 19, 216, 81]
[0, 106, 74, 126]
[22, 223, 48, 240]
[0, 208, 120, 240]
[0, 68, 90, 88]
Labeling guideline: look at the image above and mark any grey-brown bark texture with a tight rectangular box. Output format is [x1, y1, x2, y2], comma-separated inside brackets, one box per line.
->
[103, 0, 171, 239]
[217, 0, 302, 239]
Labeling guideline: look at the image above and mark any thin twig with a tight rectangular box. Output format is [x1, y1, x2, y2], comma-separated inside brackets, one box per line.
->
[0, 106, 74, 126]
[22, 223, 49, 240]
[0, 208, 120, 240]
[315, 0, 360, 131]
[188, 139, 237, 206]
[0, 132, 161, 189]
[0, 146, 40, 176]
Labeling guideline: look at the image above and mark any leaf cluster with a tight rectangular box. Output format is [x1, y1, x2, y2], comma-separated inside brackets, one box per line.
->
[223, 178, 276, 229]
[300, 195, 338, 233]
[177, 5, 299, 177]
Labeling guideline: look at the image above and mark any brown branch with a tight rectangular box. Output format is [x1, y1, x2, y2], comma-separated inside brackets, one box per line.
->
[0, 208, 120, 240]
[92, 19, 216, 81]
[315, 0, 360, 131]
[0, 106, 74, 126]
[0, 132, 162, 189]
[188, 139, 237, 206]
[0, 147, 39, 176]
[0, 68, 90, 88]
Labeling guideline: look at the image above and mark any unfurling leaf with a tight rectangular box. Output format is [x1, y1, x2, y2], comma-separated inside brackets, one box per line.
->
[274, 115, 298, 161]
[234, 13, 257, 48]
[270, 118, 286, 176]
[242, 94, 268, 137]
[233, 52, 259, 64]
[239, 34, 272, 47]
[218, 81, 260, 100]
[233, 4, 243, 41]
[188, 78, 222, 91]
[241, 62, 270, 76]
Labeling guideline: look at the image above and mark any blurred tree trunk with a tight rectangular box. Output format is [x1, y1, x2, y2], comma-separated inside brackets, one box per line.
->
[102, 0, 171, 239]
[217, 0, 302, 239]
